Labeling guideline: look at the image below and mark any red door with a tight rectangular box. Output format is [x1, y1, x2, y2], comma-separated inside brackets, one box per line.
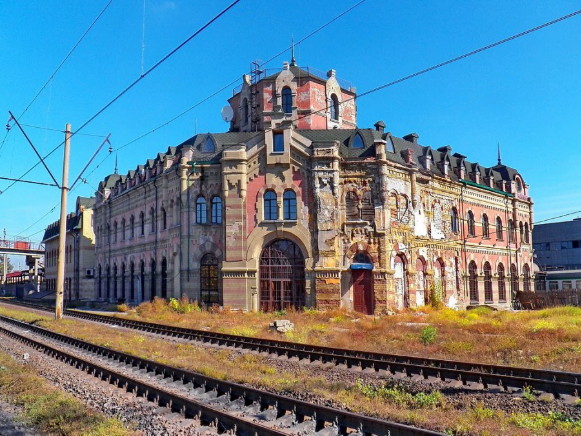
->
[353, 270, 374, 314]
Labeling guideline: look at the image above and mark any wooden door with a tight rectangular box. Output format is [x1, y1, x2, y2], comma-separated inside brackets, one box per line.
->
[353, 270, 373, 314]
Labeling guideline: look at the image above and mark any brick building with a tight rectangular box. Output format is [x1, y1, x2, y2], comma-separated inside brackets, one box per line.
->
[43, 196, 96, 301]
[93, 61, 534, 312]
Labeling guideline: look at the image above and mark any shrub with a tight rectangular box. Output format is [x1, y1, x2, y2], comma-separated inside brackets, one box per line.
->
[419, 326, 437, 345]
[116, 303, 128, 312]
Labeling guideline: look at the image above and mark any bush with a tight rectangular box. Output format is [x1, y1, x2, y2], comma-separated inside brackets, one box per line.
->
[419, 326, 437, 345]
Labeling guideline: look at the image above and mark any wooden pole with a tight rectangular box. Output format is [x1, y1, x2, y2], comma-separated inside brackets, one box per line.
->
[55, 124, 71, 319]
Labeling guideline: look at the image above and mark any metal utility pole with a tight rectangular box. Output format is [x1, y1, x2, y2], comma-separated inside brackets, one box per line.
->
[55, 124, 71, 319]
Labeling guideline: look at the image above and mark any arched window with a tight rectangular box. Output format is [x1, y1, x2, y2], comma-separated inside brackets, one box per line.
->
[200, 253, 219, 305]
[161, 207, 167, 230]
[519, 222, 524, 243]
[263, 191, 278, 220]
[482, 214, 489, 238]
[130, 215, 135, 238]
[107, 223, 111, 244]
[510, 264, 519, 294]
[211, 196, 222, 224]
[496, 217, 503, 240]
[352, 133, 364, 149]
[161, 257, 168, 299]
[140, 211, 145, 236]
[130, 262, 135, 301]
[150, 207, 156, 233]
[467, 211, 475, 236]
[330, 94, 339, 120]
[361, 190, 374, 222]
[498, 264, 506, 301]
[242, 97, 249, 123]
[121, 218, 126, 240]
[516, 177, 523, 193]
[281, 87, 292, 114]
[390, 192, 399, 222]
[469, 261, 478, 302]
[113, 221, 118, 243]
[283, 190, 297, 220]
[524, 222, 530, 244]
[113, 264, 118, 299]
[202, 136, 215, 153]
[483, 262, 493, 302]
[98, 264, 102, 299]
[346, 191, 359, 220]
[523, 264, 531, 292]
[450, 207, 459, 233]
[508, 220, 515, 243]
[196, 196, 207, 224]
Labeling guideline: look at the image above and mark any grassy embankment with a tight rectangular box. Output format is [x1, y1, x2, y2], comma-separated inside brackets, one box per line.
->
[0, 300, 579, 435]
[0, 347, 131, 435]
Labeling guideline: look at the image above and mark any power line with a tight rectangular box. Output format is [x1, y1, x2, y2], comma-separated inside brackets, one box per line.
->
[17, 0, 115, 121]
[81, 0, 368, 180]
[0, 0, 241, 196]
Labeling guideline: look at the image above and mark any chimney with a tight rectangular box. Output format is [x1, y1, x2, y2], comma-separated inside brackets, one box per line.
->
[374, 120, 385, 133]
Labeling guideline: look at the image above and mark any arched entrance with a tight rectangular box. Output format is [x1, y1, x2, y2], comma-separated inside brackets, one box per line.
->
[415, 258, 426, 307]
[351, 252, 374, 315]
[394, 254, 409, 309]
[259, 239, 305, 311]
[161, 258, 168, 299]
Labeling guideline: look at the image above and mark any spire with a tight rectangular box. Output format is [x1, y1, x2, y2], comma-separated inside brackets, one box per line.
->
[290, 37, 296, 67]
[497, 142, 502, 166]
[114, 153, 118, 175]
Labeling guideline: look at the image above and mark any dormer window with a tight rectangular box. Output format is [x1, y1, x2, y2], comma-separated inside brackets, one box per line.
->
[516, 177, 523, 193]
[330, 94, 339, 121]
[202, 136, 215, 153]
[273, 132, 284, 153]
[281, 87, 292, 114]
[352, 133, 364, 149]
[444, 160, 450, 176]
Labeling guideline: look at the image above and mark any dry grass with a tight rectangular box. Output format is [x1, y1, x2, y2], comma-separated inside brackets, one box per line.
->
[0, 301, 580, 435]
[0, 350, 131, 435]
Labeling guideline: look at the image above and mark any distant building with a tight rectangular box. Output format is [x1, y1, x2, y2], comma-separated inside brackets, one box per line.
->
[93, 60, 534, 312]
[42, 197, 96, 300]
[533, 219, 581, 291]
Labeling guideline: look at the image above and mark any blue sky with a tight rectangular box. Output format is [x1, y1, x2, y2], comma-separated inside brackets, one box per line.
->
[0, 0, 580, 267]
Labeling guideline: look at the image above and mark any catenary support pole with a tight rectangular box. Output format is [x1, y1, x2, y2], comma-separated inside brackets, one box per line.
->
[55, 124, 71, 319]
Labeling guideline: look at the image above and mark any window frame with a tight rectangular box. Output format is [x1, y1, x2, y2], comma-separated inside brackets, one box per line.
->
[263, 190, 278, 221]
[281, 87, 292, 114]
[283, 190, 297, 220]
[211, 196, 222, 224]
[196, 196, 207, 224]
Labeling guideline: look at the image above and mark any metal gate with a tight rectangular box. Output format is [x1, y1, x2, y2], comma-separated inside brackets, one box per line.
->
[259, 239, 305, 312]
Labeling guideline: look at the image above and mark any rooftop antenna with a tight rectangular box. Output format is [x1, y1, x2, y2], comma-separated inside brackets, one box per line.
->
[497, 142, 502, 165]
[114, 153, 118, 175]
[290, 37, 296, 66]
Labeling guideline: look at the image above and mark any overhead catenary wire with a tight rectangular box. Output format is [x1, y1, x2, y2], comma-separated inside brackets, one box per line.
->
[0, 0, 241, 196]
[81, 0, 368, 181]
[14, 7, 581, 239]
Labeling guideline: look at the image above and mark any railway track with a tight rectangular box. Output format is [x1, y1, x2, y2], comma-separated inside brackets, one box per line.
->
[3, 300, 580, 400]
[0, 313, 443, 436]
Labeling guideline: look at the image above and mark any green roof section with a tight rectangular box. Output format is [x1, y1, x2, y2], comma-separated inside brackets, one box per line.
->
[459, 179, 514, 197]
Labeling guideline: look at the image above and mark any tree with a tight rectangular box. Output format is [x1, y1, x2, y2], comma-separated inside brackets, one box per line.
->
[0, 256, 14, 276]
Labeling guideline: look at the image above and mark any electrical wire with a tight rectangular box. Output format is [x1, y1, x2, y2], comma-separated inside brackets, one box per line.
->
[17, 0, 115, 121]
[0, 0, 241, 196]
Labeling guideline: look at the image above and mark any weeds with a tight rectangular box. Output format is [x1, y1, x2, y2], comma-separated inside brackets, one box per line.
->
[355, 380, 443, 409]
[419, 326, 437, 345]
[522, 385, 536, 401]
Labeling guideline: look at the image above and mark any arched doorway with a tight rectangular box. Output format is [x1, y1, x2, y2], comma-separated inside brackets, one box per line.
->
[259, 239, 305, 311]
[150, 259, 156, 300]
[394, 254, 409, 309]
[200, 253, 220, 306]
[161, 258, 168, 299]
[351, 252, 374, 315]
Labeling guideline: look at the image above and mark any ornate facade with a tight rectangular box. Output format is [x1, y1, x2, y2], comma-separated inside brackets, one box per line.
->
[93, 61, 533, 312]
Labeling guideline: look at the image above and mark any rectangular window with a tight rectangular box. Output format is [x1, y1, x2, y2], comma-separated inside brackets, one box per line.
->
[573, 240, 580, 249]
[273, 132, 284, 153]
[549, 281, 559, 290]
[576, 280, 581, 290]
[561, 241, 572, 250]
[562, 280, 572, 290]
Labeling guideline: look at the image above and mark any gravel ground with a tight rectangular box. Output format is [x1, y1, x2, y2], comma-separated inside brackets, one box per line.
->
[0, 330, 215, 435]
[0, 399, 44, 436]
[0, 304, 579, 435]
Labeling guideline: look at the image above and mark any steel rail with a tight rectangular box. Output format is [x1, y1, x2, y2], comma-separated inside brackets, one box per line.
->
[0, 314, 444, 436]
[3, 300, 580, 398]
